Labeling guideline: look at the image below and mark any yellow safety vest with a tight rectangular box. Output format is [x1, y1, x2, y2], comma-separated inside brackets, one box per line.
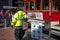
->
[11, 10, 28, 27]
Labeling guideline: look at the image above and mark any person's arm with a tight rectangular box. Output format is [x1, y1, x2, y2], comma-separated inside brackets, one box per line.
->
[22, 11, 28, 21]
[11, 13, 18, 28]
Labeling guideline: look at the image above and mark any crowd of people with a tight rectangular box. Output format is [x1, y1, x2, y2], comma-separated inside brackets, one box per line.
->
[0, 9, 15, 28]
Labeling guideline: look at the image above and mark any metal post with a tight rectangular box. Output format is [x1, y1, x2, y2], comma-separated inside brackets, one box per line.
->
[27, 21, 28, 40]
[4, 19, 7, 28]
[49, 0, 52, 40]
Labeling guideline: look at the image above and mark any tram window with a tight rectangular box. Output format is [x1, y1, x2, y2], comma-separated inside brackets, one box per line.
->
[42, 0, 49, 10]
[52, 0, 58, 10]
[36, 0, 40, 10]
[25, 3, 28, 10]
[30, 2, 34, 10]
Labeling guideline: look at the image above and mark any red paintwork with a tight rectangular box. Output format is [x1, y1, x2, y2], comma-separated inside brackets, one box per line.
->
[43, 12, 60, 21]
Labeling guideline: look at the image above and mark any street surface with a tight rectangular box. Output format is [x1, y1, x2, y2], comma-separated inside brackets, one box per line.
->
[22, 29, 57, 40]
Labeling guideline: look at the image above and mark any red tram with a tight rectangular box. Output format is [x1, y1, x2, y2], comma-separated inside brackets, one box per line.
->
[24, 0, 60, 36]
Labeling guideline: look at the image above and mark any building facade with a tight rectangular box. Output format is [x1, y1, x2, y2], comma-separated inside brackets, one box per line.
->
[0, 0, 24, 9]
[0, 0, 12, 9]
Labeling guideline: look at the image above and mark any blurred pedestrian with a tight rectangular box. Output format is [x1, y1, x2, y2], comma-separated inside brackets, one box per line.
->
[3, 10, 10, 27]
[0, 10, 3, 19]
[0, 10, 3, 23]
[11, 9, 28, 40]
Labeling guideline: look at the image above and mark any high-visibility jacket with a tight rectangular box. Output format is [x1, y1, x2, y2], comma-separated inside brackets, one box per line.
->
[11, 10, 28, 27]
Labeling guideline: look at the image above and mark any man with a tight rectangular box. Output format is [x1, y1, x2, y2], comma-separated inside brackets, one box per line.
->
[11, 9, 28, 40]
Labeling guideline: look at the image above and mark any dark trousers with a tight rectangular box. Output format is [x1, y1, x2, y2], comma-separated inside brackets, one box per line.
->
[15, 27, 25, 40]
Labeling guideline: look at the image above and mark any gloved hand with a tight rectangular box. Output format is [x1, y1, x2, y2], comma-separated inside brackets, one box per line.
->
[23, 18, 28, 21]
[11, 25, 13, 28]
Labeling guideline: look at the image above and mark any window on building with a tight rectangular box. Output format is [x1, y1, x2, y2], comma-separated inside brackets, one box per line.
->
[12, 0, 17, 6]
[25, 3, 28, 10]
[30, 2, 34, 10]
[42, 0, 49, 10]
[36, 0, 40, 10]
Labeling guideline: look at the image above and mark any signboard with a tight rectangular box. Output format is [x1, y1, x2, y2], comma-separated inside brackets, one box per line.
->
[28, 12, 60, 21]
[28, 12, 43, 20]
[35, 12, 43, 20]
[3, 6, 23, 9]
[28, 12, 36, 19]
[31, 21, 43, 40]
